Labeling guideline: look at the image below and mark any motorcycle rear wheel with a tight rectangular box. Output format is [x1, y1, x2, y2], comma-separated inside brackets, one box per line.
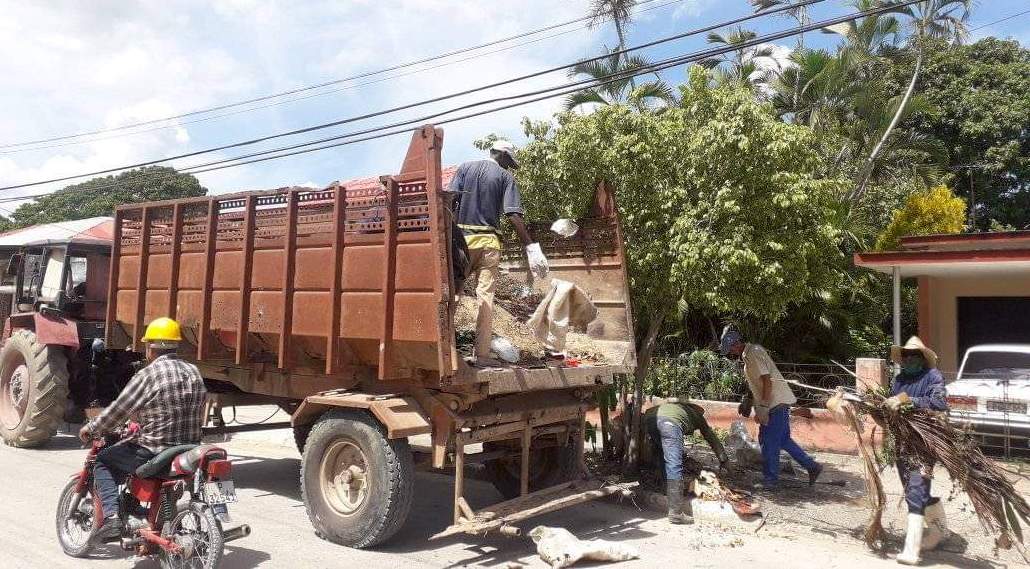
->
[160, 501, 224, 569]
[55, 477, 96, 558]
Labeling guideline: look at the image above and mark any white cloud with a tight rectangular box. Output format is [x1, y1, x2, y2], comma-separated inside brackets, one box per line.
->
[0, 0, 602, 201]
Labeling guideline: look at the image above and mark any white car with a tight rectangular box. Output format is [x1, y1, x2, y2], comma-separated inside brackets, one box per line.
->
[948, 344, 1030, 453]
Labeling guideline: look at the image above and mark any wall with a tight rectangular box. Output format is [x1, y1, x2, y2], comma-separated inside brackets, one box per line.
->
[920, 274, 1030, 374]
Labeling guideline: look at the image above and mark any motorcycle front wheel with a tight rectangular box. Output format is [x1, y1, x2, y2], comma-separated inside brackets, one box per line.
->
[55, 477, 96, 558]
[160, 501, 224, 569]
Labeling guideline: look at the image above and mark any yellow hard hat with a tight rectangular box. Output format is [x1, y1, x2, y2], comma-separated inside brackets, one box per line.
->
[141, 317, 182, 344]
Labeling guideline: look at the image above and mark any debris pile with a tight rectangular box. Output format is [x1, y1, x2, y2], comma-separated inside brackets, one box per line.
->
[454, 272, 614, 365]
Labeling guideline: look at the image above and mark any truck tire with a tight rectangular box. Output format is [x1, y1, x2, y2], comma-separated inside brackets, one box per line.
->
[485, 441, 578, 500]
[0, 329, 70, 448]
[293, 422, 312, 454]
[301, 409, 414, 548]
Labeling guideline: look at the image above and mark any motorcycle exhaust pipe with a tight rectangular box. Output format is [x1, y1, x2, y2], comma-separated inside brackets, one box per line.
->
[222, 524, 251, 543]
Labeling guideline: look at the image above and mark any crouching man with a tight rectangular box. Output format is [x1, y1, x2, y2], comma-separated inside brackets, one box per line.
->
[645, 400, 729, 524]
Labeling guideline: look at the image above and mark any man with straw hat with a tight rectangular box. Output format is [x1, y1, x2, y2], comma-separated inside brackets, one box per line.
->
[886, 336, 949, 565]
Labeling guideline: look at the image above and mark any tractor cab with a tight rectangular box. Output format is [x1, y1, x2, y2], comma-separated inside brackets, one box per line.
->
[8, 243, 109, 322]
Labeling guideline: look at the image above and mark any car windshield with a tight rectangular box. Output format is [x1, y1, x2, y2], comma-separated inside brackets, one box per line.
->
[961, 351, 1030, 381]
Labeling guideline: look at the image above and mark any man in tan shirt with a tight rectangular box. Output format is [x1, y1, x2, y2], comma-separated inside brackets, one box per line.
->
[720, 328, 822, 489]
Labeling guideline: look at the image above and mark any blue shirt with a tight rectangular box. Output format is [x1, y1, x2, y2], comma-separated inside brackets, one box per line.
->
[890, 368, 948, 411]
[448, 160, 524, 233]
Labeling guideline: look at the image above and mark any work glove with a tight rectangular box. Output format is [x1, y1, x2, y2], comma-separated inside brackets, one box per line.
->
[754, 404, 770, 426]
[737, 393, 753, 418]
[525, 242, 549, 279]
[884, 392, 912, 412]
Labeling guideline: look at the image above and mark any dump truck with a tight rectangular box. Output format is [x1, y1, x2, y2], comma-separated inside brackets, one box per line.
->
[3, 125, 638, 548]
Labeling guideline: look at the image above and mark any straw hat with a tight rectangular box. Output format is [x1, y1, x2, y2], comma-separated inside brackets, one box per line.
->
[890, 336, 938, 369]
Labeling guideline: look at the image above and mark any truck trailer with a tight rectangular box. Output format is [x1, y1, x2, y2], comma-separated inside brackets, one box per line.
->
[1, 125, 637, 547]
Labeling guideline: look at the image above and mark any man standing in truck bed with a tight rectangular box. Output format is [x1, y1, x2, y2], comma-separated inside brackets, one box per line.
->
[449, 140, 549, 362]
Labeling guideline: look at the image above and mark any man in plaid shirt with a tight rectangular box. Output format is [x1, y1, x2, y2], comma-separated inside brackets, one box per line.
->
[78, 317, 207, 537]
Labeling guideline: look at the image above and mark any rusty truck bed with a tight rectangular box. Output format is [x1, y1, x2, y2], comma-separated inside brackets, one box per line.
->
[105, 126, 635, 396]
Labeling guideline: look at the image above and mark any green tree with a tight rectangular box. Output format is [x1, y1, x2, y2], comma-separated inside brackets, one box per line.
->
[4, 166, 207, 228]
[587, 0, 639, 87]
[855, 0, 971, 197]
[564, 48, 676, 111]
[874, 184, 965, 250]
[894, 38, 1030, 229]
[701, 27, 777, 92]
[517, 68, 844, 465]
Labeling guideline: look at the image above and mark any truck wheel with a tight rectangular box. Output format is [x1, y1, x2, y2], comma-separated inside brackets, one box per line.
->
[301, 409, 414, 548]
[485, 441, 577, 500]
[293, 422, 312, 454]
[0, 329, 70, 448]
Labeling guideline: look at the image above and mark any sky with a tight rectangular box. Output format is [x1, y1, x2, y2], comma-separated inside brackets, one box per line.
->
[0, 0, 1027, 209]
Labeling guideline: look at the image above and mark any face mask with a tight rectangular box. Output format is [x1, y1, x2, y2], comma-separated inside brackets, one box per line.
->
[901, 356, 924, 375]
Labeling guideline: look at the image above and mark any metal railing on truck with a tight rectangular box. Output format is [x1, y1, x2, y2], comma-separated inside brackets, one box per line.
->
[105, 126, 456, 392]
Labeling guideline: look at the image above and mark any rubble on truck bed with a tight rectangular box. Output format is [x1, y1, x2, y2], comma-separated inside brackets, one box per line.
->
[454, 270, 616, 366]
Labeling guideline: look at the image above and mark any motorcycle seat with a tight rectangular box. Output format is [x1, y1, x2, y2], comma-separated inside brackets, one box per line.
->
[134, 444, 198, 478]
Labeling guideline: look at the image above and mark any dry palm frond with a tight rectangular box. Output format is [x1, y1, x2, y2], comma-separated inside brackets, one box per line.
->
[827, 392, 887, 550]
[831, 387, 1030, 557]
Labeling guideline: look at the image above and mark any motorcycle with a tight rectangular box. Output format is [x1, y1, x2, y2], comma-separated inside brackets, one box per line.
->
[55, 424, 250, 568]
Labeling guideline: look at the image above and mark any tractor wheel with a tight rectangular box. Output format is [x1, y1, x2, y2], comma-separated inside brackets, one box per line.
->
[485, 439, 578, 500]
[301, 409, 414, 548]
[0, 329, 70, 448]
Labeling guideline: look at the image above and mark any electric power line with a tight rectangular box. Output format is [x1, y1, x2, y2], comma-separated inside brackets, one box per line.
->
[969, 8, 1030, 33]
[0, 0, 829, 192]
[0, 0, 679, 151]
[0, 0, 917, 205]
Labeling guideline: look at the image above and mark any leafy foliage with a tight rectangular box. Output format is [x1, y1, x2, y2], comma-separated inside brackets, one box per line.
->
[874, 185, 966, 250]
[3, 166, 206, 228]
[518, 67, 845, 334]
[648, 351, 745, 401]
[564, 48, 676, 111]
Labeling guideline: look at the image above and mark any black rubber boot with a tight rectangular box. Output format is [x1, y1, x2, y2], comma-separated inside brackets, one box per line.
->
[95, 516, 123, 541]
[666, 479, 694, 525]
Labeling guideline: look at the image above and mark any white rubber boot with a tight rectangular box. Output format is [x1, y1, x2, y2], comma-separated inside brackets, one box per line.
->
[922, 501, 949, 551]
[897, 513, 924, 565]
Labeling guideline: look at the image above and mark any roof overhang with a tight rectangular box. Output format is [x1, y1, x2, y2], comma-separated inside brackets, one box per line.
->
[854, 249, 1030, 277]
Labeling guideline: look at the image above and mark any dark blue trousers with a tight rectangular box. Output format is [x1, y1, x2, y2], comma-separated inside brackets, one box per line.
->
[897, 461, 933, 514]
[94, 442, 155, 519]
[758, 405, 817, 484]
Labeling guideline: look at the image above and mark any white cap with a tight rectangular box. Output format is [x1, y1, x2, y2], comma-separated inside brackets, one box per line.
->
[489, 140, 519, 168]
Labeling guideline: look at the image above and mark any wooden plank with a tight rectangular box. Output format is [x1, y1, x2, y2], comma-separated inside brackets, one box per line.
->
[431, 481, 638, 540]
[235, 195, 256, 365]
[198, 199, 218, 359]
[131, 207, 152, 352]
[326, 184, 346, 374]
[520, 422, 532, 497]
[278, 190, 299, 369]
[378, 177, 398, 380]
[105, 209, 123, 346]
[168, 203, 183, 319]
[453, 440, 465, 525]
[457, 497, 476, 521]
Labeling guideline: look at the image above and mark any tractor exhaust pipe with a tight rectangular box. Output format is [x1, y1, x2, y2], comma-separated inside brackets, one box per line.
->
[222, 524, 251, 543]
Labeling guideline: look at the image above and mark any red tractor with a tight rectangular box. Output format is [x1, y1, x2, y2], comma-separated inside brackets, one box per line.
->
[0, 220, 140, 447]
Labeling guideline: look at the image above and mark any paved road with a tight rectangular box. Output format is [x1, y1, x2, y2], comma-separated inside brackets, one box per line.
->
[1, 420, 1021, 569]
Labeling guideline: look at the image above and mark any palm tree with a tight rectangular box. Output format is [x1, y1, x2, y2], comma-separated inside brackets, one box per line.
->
[853, 0, 971, 199]
[587, 0, 640, 88]
[564, 48, 676, 111]
[751, 0, 813, 107]
[701, 27, 778, 93]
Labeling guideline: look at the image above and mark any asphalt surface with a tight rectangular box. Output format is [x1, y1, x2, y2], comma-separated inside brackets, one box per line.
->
[1, 412, 1026, 569]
